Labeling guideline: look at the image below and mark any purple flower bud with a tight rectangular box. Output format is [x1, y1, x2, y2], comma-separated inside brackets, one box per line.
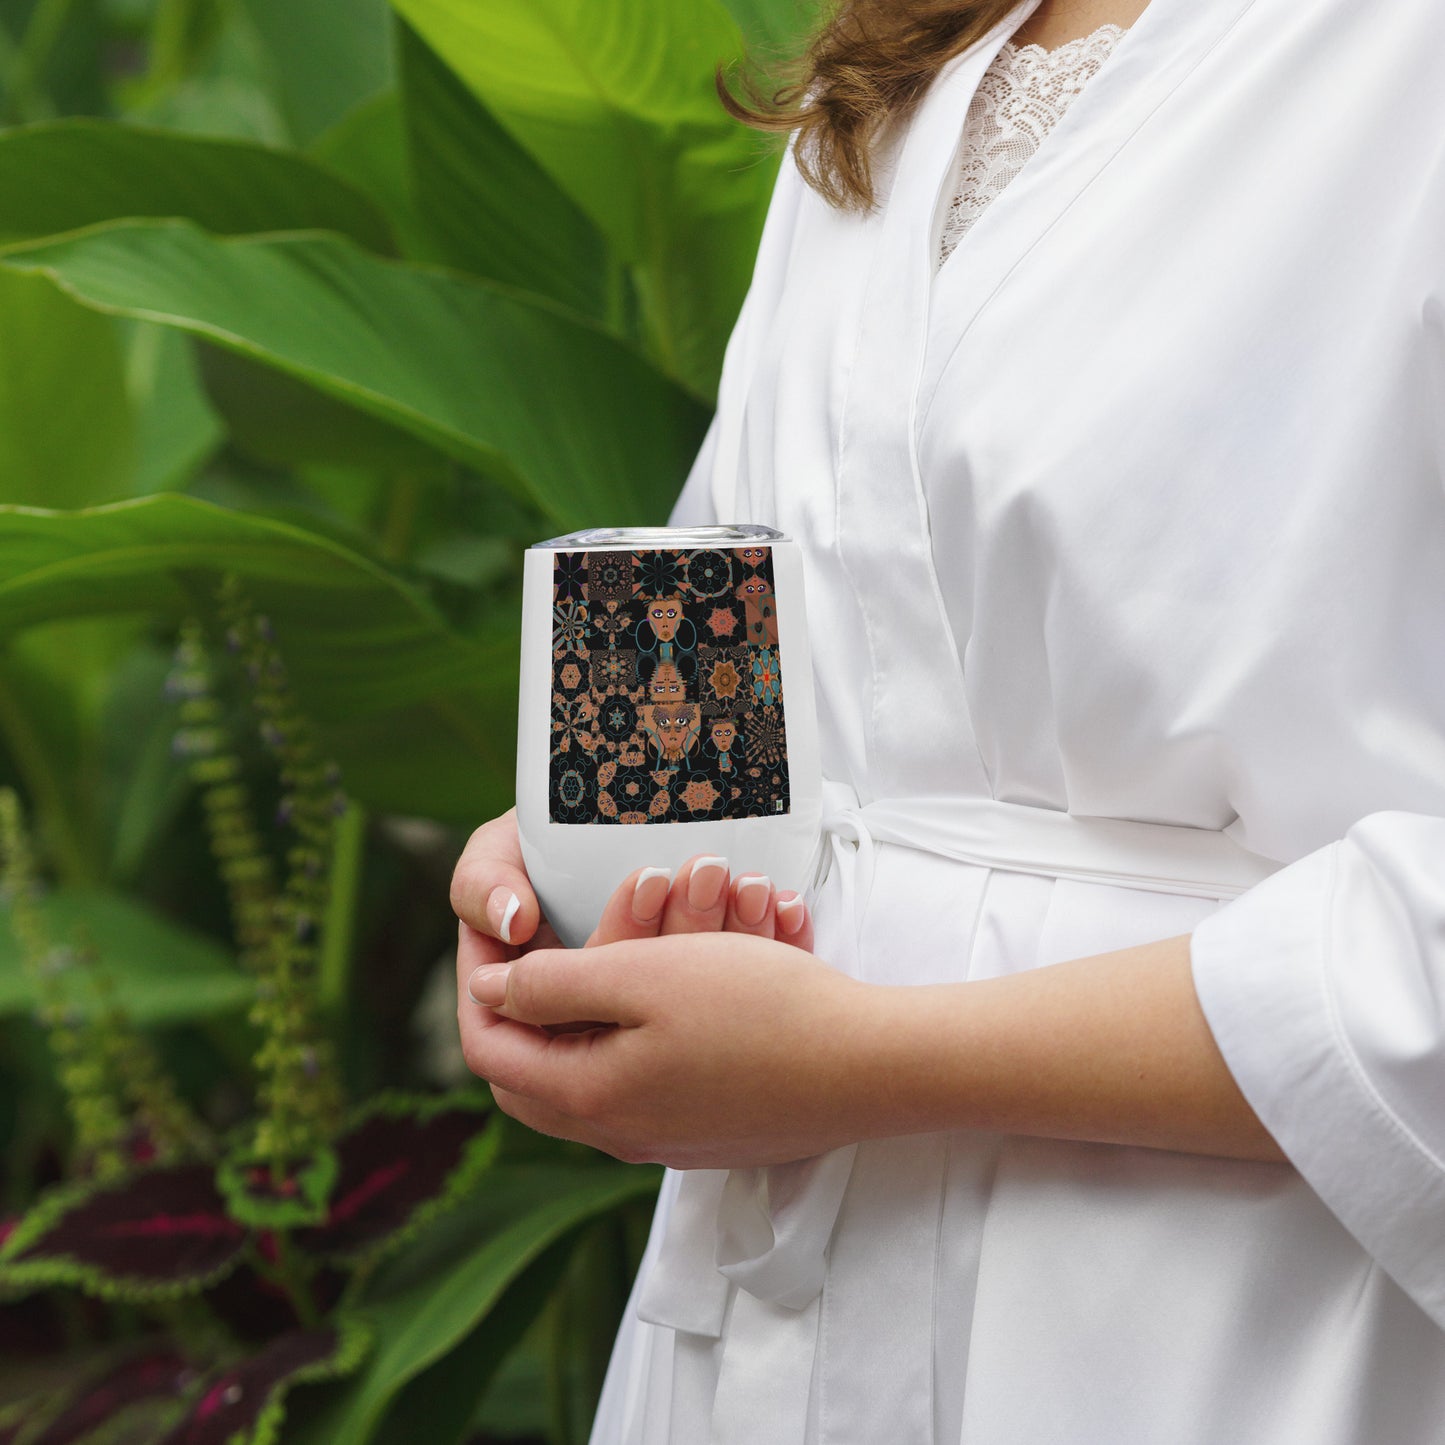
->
[260, 722, 285, 749]
[225, 628, 242, 653]
[275, 797, 294, 827]
[256, 617, 274, 642]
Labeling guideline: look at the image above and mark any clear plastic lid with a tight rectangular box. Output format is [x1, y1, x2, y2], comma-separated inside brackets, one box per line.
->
[532, 524, 785, 550]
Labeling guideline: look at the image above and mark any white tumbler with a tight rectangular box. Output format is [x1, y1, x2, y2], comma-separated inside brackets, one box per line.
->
[515, 525, 821, 948]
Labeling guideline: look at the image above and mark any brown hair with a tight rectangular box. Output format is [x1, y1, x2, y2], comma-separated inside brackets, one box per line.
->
[720, 1, 1020, 212]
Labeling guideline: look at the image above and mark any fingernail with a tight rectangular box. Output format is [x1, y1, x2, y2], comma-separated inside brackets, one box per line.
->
[488, 887, 520, 945]
[632, 866, 673, 922]
[735, 875, 771, 927]
[467, 963, 511, 1006]
[687, 856, 729, 912]
[776, 894, 806, 936]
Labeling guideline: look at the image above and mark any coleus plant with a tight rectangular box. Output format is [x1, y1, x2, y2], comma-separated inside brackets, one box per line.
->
[0, 576, 498, 1445]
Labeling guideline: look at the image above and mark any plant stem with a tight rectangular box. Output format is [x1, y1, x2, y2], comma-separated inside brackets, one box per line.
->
[267, 1232, 322, 1330]
[380, 471, 422, 562]
[318, 799, 365, 1025]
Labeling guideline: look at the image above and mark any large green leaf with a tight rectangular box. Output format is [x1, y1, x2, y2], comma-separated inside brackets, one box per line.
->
[0, 885, 252, 1023]
[0, 219, 708, 527]
[390, 0, 776, 399]
[720, 0, 824, 55]
[125, 323, 225, 496]
[397, 20, 609, 321]
[290, 1163, 660, 1445]
[0, 269, 134, 508]
[0, 119, 396, 252]
[310, 89, 439, 265]
[118, 0, 290, 145]
[368, 1238, 570, 1444]
[242, 0, 393, 145]
[0, 495, 519, 825]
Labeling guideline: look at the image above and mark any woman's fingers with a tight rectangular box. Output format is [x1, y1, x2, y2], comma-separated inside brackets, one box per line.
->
[774, 890, 815, 952]
[586, 865, 675, 947]
[724, 873, 778, 938]
[657, 854, 732, 934]
[449, 808, 541, 946]
[470, 946, 645, 1031]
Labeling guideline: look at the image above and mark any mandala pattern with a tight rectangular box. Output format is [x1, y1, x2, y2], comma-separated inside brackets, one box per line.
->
[548, 546, 791, 823]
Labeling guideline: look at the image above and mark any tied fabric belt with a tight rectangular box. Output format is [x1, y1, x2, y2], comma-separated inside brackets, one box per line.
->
[636, 783, 1283, 1339]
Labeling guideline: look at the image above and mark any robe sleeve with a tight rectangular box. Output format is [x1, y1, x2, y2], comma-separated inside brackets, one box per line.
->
[1190, 810, 1445, 1328]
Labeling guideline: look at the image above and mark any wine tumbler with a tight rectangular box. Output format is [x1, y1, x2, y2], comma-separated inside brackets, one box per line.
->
[515, 525, 821, 947]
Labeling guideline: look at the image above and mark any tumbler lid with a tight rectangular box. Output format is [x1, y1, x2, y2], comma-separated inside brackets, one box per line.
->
[531, 524, 785, 550]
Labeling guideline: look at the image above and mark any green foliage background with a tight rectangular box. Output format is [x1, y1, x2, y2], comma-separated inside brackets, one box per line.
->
[0, 0, 818, 1439]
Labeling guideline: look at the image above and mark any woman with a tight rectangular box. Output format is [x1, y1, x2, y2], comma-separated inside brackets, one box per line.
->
[452, 0, 1445, 1439]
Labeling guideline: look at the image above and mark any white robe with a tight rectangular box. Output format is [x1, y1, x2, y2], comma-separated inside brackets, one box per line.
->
[591, 0, 1445, 1439]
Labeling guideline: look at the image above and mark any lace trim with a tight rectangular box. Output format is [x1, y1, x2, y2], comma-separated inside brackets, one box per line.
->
[939, 23, 1127, 267]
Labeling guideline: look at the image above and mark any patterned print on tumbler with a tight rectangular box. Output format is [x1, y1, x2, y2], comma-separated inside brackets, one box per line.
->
[548, 546, 791, 824]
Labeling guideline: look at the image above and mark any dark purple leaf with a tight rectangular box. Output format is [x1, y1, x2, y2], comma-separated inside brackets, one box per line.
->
[0, 1165, 247, 1300]
[31, 1350, 198, 1445]
[294, 1096, 494, 1263]
[158, 1324, 367, 1445]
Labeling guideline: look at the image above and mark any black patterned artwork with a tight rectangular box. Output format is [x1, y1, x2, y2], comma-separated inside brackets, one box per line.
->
[549, 545, 791, 824]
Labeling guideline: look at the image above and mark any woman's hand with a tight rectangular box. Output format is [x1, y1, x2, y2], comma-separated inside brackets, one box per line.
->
[452, 814, 816, 1081]
[460, 931, 872, 1169]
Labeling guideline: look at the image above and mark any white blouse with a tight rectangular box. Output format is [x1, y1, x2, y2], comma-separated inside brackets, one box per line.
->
[940, 25, 1127, 267]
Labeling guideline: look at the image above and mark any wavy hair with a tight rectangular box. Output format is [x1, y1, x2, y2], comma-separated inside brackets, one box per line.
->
[720, 0, 1021, 212]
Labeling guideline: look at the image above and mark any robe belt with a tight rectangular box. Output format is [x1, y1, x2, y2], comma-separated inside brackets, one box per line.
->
[636, 782, 1284, 1338]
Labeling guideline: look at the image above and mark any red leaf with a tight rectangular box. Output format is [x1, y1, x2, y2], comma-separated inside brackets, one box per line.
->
[293, 1098, 493, 1263]
[2, 1165, 247, 1299]
[31, 1350, 197, 1445]
[158, 1326, 365, 1445]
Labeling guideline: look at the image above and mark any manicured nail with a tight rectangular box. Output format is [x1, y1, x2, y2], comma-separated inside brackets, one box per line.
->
[467, 963, 511, 1006]
[488, 887, 520, 945]
[735, 875, 771, 927]
[776, 894, 806, 936]
[687, 856, 729, 912]
[632, 866, 673, 922]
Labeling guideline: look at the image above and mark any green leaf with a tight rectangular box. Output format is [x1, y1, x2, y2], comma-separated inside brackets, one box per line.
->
[370, 1240, 570, 1445]
[0, 269, 134, 508]
[125, 322, 225, 495]
[117, 0, 291, 146]
[397, 20, 610, 320]
[309, 90, 440, 265]
[390, 0, 776, 398]
[719, 0, 823, 55]
[290, 1163, 660, 1445]
[0, 494, 518, 825]
[0, 119, 396, 253]
[0, 219, 708, 527]
[192, 343, 454, 479]
[242, 0, 393, 146]
[0, 886, 252, 1024]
